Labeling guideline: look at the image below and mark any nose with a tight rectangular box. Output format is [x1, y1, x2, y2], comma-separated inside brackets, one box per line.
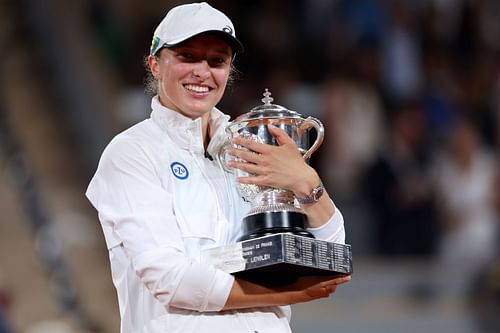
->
[192, 60, 210, 80]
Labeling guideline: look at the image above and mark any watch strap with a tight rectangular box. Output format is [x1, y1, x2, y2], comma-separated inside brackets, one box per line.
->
[296, 181, 324, 205]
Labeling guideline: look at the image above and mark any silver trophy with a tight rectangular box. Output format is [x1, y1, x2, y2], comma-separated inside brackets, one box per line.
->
[221, 89, 324, 241]
[209, 89, 352, 284]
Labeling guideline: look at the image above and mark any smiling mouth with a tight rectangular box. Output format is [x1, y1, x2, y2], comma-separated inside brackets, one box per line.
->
[184, 84, 210, 93]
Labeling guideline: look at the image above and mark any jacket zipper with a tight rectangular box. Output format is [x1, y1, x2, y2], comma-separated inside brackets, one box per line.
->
[189, 149, 227, 243]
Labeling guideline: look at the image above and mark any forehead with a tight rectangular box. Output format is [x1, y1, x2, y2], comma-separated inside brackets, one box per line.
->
[173, 33, 232, 55]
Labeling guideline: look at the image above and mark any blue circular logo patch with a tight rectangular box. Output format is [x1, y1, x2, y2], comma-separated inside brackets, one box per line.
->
[170, 162, 189, 180]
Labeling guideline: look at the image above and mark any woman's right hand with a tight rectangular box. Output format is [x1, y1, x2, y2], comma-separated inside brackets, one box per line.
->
[284, 274, 351, 303]
[222, 274, 351, 310]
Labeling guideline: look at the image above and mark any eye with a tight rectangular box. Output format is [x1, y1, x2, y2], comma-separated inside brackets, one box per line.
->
[209, 56, 229, 68]
[177, 52, 194, 61]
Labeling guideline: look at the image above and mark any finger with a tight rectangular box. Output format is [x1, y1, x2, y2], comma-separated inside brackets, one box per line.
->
[316, 275, 351, 290]
[229, 148, 262, 164]
[231, 137, 269, 154]
[323, 285, 337, 295]
[325, 275, 351, 286]
[318, 284, 337, 298]
[229, 161, 264, 176]
[267, 124, 294, 146]
[236, 175, 269, 187]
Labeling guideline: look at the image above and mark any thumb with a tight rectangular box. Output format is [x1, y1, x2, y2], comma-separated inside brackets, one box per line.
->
[267, 124, 294, 146]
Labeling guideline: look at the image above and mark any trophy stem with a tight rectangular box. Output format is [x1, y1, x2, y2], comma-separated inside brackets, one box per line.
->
[262, 190, 295, 205]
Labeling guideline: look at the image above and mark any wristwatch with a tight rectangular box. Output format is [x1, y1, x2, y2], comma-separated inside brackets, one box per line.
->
[296, 181, 324, 205]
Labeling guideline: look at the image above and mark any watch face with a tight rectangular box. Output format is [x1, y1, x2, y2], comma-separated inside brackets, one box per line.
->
[313, 187, 324, 201]
[297, 184, 324, 204]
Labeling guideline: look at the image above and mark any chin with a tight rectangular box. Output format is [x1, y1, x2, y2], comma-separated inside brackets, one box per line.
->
[189, 101, 216, 113]
[182, 105, 212, 119]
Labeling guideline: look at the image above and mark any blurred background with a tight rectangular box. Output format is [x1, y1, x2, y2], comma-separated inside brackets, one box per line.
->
[0, 0, 499, 332]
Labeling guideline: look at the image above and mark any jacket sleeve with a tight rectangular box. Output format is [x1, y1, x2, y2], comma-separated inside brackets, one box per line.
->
[86, 136, 234, 312]
[306, 203, 346, 244]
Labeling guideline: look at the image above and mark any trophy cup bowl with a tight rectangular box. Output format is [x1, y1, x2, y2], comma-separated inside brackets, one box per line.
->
[221, 89, 324, 241]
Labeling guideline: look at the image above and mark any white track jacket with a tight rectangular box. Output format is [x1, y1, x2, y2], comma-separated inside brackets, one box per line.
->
[86, 96, 346, 333]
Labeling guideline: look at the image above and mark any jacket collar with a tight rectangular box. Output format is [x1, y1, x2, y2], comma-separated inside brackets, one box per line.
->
[150, 95, 230, 157]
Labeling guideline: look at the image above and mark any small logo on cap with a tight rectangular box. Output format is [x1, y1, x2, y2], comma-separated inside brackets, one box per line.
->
[222, 25, 233, 35]
[150, 36, 161, 55]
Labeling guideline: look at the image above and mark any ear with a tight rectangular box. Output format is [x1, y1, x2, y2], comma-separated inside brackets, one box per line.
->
[148, 55, 161, 79]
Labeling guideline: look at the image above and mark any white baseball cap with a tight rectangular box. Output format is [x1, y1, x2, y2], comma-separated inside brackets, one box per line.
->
[150, 2, 244, 56]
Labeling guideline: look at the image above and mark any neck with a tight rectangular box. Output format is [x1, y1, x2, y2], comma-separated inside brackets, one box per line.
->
[202, 113, 211, 150]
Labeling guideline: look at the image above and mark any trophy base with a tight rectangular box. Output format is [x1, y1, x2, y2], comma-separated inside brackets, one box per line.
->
[238, 210, 313, 241]
[201, 233, 353, 285]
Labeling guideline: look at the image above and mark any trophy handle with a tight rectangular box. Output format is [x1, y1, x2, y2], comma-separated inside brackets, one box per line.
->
[300, 117, 324, 161]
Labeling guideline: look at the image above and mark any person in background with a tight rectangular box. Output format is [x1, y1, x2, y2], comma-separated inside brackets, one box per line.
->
[362, 103, 438, 257]
[0, 272, 12, 333]
[85, 3, 349, 333]
[431, 118, 498, 296]
[467, 168, 500, 333]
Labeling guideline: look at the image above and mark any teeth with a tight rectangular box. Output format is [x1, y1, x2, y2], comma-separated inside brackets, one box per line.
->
[185, 84, 209, 93]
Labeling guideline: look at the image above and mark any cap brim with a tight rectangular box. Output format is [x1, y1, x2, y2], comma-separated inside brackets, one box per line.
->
[206, 30, 245, 54]
[163, 30, 244, 55]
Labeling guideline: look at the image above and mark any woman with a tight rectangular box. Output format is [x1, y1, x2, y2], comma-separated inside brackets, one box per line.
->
[86, 3, 350, 332]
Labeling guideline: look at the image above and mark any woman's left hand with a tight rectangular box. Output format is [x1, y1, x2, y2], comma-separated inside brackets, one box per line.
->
[227, 124, 320, 197]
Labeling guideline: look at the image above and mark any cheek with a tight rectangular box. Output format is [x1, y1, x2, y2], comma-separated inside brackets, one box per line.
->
[214, 68, 230, 87]
[157, 59, 187, 79]
[159, 65, 187, 88]
[174, 63, 195, 76]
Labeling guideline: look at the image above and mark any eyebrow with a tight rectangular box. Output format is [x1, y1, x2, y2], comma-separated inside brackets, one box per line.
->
[175, 42, 231, 56]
